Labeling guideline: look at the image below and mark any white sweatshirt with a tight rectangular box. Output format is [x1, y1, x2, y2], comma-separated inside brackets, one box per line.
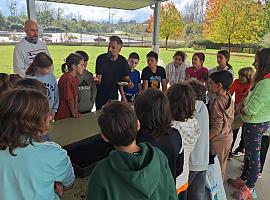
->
[13, 38, 51, 77]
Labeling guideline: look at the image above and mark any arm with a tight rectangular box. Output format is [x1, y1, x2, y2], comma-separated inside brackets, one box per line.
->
[90, 81, 97, 107]
[67, 99, 77, 118]
[52, 77, 59, 114]
[94, 56, 103, 84]
[209, 100, 224, 140]
[138, 83, 142, 94]
[119, 86, 127, 102]
[87, 172, 107, 200]
[143, 80, 149, 90]
[13, 45, 26, 77]
[161, 79, 167, 92]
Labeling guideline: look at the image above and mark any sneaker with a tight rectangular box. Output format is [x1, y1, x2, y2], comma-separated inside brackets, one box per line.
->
[228, 177, 246, 189]
[228, 152, 234, 160]
[258, 173, 262, 179]
[232, 185, 254, 200]
[252, 188, 257, 199]
[234, 149, 245, 157]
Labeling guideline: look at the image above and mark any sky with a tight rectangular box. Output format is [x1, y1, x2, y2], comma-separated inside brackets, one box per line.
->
[0, 0, 191, 23]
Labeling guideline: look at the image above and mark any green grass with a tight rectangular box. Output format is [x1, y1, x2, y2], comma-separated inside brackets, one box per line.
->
[0, 45, 254, 78]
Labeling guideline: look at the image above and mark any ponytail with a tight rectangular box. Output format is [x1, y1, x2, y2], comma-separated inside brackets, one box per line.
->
[61, 63, 68, 73]
[226, 62, 233, 70]
[62, 53, 84, 73]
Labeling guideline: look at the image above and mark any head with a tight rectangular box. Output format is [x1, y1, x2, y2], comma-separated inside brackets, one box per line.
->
[108, 36, 123, 58]
[209, 71, 233, 94]
[134, 89, 171, 138]
[75, 50, 89, 69]
[187, 79, 207, 103]
[0, 73, 10, 98]
[217, 50, 232, 69]
[24, 20, 39, 43]
[14, 78, 47, 95]
[98, 101, 138, 147]
[128, 52, 140, 70]
[192, 52, 205, 68]
[9, 74, 22, 87]
[147, 51, 158, 69]
[0, 89, 51, 156]
[61, 53, 84, 75]
[238, 67, 255, 84]
[167, 83, 195, 122]
[252, 48, 270, 87]
[173, 51, 186, 67]
[25, 52, 53, 76]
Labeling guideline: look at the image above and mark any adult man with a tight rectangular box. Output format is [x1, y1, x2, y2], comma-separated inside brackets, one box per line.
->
[94, 36, 132, 110]
[13, 20, 52, 77]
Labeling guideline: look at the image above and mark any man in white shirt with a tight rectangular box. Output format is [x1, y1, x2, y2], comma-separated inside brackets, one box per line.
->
[13, 20, 52, 77]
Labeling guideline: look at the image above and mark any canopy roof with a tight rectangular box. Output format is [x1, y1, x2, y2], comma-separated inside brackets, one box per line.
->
[37, 0, 167, 10]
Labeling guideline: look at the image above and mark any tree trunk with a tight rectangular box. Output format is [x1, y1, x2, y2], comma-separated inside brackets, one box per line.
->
[165, 36, 169, 50]
[228, 35, 231, 53]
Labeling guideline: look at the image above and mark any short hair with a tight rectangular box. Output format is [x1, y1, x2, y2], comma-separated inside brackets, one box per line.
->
[147, 51, 158, 61]
[134, 89, 171, 138]
[209, 71, 233, 90]
[173, 51, 186, 61]
[167, 83, 195, 121]
[0, 89, 50, 156]
[109, 36, 123, 45]
[98, 101, 138, 146]
[193, 52, 205, 62]
[75, 50, 89, 62]
[238, 67, 255, 82]
[14, 78, 47, 95]
[129, 52, 140, 61]
[187, 79, 207, 102]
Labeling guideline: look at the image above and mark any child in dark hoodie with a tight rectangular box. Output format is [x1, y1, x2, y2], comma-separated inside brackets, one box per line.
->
[87, 101, 178, 200]
[208, 70, 234, 180]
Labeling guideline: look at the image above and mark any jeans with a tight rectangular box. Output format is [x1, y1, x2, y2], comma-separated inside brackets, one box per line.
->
[187, 171, 206, 200]
[231, 128, 245, 152]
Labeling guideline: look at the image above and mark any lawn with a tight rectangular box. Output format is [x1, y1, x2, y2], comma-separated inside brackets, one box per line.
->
[0, 45, 254, 78]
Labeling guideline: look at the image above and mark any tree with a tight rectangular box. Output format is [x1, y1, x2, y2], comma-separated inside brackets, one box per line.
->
[261, 0, 270, 35]
[203, 0, 263, 51]
[147, 15, 154, 33]
[160, 2, 184, 49]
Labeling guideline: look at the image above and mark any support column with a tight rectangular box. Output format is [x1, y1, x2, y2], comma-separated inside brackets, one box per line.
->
[26, 0, 37, 21]
[152, 1, 161, 54]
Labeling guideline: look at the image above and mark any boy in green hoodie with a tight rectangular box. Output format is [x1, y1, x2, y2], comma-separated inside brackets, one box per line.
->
[87, 101, 178, 200]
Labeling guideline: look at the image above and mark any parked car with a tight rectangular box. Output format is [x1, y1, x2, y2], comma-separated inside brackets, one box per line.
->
[94, 37, 106, 42]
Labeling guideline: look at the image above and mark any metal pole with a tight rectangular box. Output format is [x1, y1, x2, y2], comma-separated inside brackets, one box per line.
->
[26, 0, 37, 21]
[152, 1, 161, 54]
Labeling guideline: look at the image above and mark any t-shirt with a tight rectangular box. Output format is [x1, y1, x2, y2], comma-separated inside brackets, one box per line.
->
[136, 127, 184, 180]
[55, 72, 79, 120]
[13, 38, 51, 77]
[166, 62, 189, 85]
[186, 66, 208, 81]
[0, 141, 74, 200]
[123, 69, 140, 95]
[229, 79, 251, 105]
[95, 53, 130, 105]
[141, 66, 166, 89]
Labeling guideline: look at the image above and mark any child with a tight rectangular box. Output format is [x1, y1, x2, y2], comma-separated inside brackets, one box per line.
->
[228, 48, 270, 200]
[25, 52, 59, 119]
[55, 53, 84, 120]
[75, 50, 97, 113]
[0, 73, 10, 98]
[135, 88, 184, 180]
[120, 52, 142, 103]
[167, 83, 201, 199]
[166, 51, 189, 85]
[208, 71, 234, 180]
[14, 78, 47, 95]
[186, 52, 208, 82]
[141, 51, 167, 92]
[229, 67, 255, 158]
[0, 89, 74, 200]
[87, 101, 178, 200]
[187, 80, 209, 200]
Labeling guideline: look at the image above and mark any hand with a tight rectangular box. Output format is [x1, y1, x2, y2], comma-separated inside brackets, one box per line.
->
[127, 81, 134, 89]
[54, 182, 64, 197]
[93, 76, 101, 84]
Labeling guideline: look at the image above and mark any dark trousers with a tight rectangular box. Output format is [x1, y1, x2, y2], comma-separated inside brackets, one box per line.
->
[260, 136, 270, 173]
[240, 122, 269, 188]
[178, 191, 187, 200]
[231, 128, 245, 152]
[187, 171, 206, 200]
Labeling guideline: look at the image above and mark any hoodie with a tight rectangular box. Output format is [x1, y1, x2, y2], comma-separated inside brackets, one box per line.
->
[87, 143, 178, 200]
[209, 93, 234, 142]
[189, 100, 209, 171]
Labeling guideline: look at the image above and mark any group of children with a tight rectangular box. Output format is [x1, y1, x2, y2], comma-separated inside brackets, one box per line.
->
[1, 46, 270, 200]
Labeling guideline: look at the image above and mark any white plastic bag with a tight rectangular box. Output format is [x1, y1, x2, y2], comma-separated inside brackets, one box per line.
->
[205, 155, 227, 200]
